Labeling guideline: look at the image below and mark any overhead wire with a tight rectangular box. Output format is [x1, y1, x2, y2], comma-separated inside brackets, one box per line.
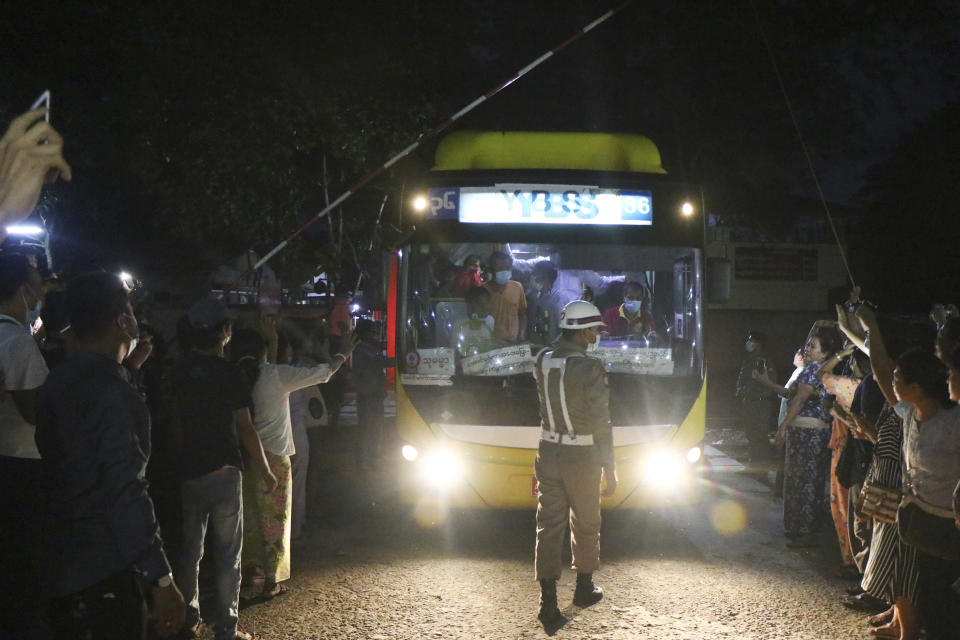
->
[224, 0, 636, 294]
[749, 0, 858, 292]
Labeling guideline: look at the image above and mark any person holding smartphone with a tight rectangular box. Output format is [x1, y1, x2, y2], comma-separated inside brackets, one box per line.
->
[735, 330, 779, 477]
[0, 105, 71, 241]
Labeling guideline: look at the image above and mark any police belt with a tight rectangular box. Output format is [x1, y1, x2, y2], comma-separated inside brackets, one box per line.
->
[540, 431, 594, 446]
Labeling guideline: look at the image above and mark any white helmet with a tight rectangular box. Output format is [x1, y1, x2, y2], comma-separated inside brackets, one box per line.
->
[558, 300, 605, 330]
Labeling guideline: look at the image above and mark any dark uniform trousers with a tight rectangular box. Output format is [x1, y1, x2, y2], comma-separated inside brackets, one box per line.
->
[535, 442, 603, 580]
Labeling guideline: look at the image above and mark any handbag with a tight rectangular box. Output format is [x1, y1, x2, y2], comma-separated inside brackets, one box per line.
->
[855, 480, 900, 523]
[835, 432, 857, 488]
[897, 500, 960, 560]
[836, 434, 874, 489]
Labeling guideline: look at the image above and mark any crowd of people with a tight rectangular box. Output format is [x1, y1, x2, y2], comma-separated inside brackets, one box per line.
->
[0, 110, 394, 639]
[4, 100, 960, 640]
[430, 249, 660, 358]
[741, 304, 960, 640]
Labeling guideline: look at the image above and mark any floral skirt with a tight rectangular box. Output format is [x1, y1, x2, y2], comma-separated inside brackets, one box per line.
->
[784, 421, 832, 538]
[243, 452, 292, 583]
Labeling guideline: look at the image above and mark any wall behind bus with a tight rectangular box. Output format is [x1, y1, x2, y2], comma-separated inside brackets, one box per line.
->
[704, 309, 829, 424]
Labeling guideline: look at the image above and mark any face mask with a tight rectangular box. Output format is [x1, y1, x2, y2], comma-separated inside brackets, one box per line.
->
[584, 329, 600, 352]
[745, 340, 756, 352]
[27, 303, 42, 330]
[494, 270, 511, 285]
[20, 287, 43, 333]
[623, 300, 643, 315]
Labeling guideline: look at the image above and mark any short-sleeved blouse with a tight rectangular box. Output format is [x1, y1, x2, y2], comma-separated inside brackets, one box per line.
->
[895, 402, 960, 515]
[796, 362, 831, 423]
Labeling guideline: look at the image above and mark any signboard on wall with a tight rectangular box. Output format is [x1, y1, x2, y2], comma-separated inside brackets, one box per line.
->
[734, 246, 818, 281]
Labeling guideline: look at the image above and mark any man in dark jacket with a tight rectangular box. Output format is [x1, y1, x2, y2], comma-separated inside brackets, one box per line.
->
[735, 330, 778, 475]
[351, 319, 395, 471]
[36, 272, 185, 639]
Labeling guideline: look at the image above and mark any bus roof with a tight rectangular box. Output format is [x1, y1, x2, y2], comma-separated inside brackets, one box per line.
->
[433, 131, 667, 174]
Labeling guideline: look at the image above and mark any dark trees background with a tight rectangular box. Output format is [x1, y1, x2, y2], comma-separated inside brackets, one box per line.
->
[1, 0, 958, 305]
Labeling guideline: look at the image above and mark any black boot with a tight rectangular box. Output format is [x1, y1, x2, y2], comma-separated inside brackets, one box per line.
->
[538, 578, 562, 624]
[573, 572, 603, 607]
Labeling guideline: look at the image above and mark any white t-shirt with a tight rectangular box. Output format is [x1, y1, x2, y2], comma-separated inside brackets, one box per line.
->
[0, 315, 49, 458]
[450, 315, 496, 356]
[252, 361, 335, 456]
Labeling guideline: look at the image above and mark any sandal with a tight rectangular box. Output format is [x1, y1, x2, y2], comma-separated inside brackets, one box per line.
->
[867, 607, 894, 627]
[868, 622, 900, 639]
[261, 582, 289, 600]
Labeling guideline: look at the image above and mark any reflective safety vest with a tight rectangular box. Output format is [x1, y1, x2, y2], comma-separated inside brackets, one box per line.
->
[535, 347, 594, 446]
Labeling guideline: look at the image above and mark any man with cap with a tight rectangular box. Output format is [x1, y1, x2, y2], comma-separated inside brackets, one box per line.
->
[170, 297, 276, 640]
[533, 300, 617, 625]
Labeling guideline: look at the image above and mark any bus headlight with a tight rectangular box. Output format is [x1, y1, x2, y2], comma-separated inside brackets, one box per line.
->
[401, 444, 419, 461]
[645, 451, 685, 486]
[412, 195, 428, 212]
[686, 446, 702, 464]
[421, 450, 461, 483]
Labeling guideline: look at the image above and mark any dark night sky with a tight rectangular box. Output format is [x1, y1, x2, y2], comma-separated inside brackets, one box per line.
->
[1, 0, 958, 301]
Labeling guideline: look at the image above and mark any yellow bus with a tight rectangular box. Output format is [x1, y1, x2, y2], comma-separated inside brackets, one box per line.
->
[387, 131, 707, 521]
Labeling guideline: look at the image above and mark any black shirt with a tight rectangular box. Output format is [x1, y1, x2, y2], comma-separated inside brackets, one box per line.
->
[36, 350, 171, 597]
[170, 352, 252, 480]
[852, 372, 885, 420]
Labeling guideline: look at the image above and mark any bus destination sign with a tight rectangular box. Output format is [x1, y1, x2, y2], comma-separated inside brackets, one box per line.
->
[426, 184, 653, 226]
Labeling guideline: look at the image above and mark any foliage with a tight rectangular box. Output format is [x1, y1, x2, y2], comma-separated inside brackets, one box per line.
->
[1, 0, 958, 281]
[852, 102, 960, 308]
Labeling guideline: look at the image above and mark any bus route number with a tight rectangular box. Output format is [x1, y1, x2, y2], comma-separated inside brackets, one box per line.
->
[620, 193, 652, 220]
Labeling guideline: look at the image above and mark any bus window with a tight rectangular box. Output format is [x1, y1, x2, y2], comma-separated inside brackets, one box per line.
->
[400, 242, 703, 383]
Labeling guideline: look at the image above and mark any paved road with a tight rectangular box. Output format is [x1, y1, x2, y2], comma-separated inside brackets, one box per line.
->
[220, 446, 875, 640]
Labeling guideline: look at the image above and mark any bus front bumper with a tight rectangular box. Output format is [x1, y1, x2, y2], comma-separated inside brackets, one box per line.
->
[396, 443, 706, 515]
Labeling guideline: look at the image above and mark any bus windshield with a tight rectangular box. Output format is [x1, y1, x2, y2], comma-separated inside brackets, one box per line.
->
[399, 242, 703, 385]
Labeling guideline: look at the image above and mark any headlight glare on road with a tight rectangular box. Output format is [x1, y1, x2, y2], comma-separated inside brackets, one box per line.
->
[645, 451, 684, 486]
[686, 446, 702, 464]
[422, 450, 461, 483]
[401, 444, 419, 461]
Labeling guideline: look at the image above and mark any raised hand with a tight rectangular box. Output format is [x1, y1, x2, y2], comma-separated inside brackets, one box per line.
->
[0, 110, 72, 237]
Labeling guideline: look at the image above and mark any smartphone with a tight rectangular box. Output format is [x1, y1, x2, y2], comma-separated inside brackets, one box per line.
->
[30, 90, 51, 123]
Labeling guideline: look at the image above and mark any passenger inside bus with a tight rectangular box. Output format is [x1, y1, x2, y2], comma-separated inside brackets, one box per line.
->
[484, 251, 527, 343]
[601, 281, 657, 338]
[580, 284, 595, 304]
[450, 286, 499, 356]
[403, 242, 702, 379]
[530, 261, 569, 346]
[451, 254, 483, 296]
[434, 263, 459, 297]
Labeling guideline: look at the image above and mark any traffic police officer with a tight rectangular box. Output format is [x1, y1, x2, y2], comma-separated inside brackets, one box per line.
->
[533, 300, 617, 624]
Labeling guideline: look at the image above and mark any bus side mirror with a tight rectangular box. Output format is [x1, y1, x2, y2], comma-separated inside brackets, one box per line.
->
[706, 258, 731, 304]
